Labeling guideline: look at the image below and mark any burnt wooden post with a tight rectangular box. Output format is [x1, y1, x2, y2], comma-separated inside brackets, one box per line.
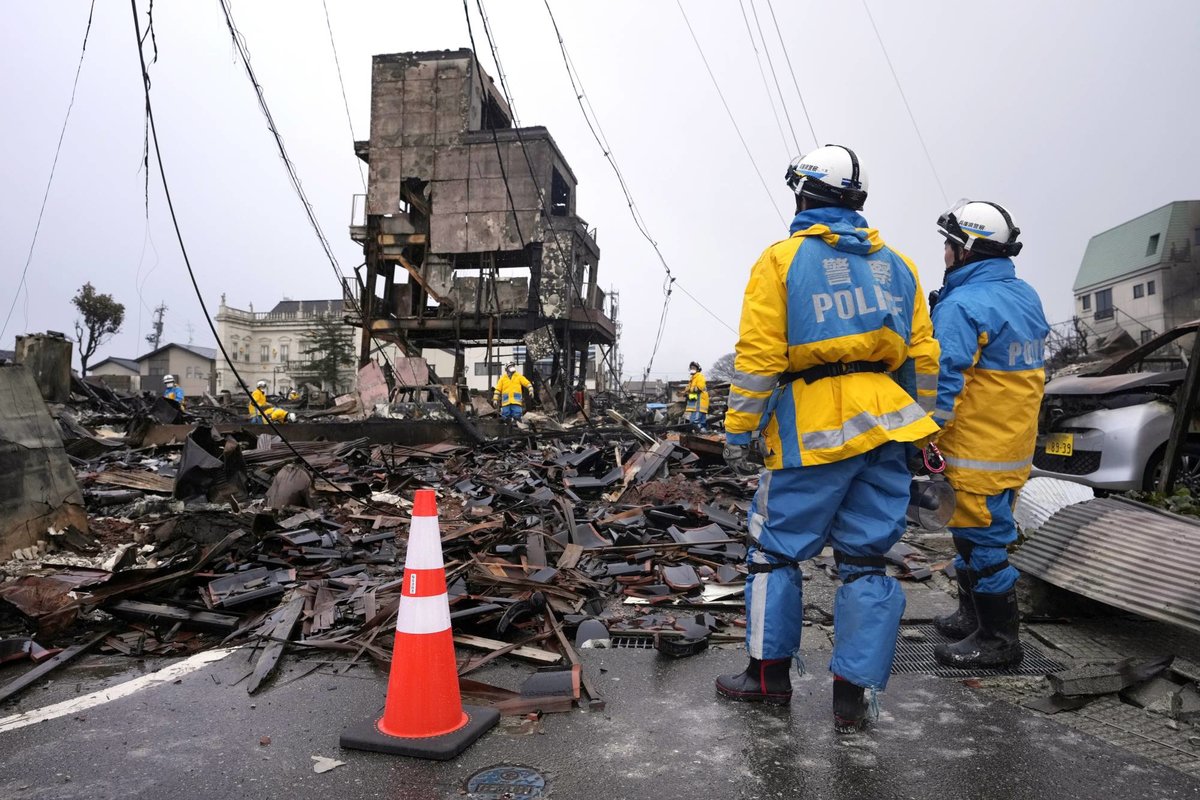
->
[1158, 331, 1200, 493]
[359, 214, 380, 369]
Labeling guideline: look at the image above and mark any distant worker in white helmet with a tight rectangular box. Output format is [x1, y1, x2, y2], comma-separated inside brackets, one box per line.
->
[248, 379, 295, 424]
[928, 200, 1049, 670]
[162, 374, 185, 410]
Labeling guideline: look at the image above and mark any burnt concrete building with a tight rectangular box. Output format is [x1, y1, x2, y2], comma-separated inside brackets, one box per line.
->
[349, 49, 617, 403]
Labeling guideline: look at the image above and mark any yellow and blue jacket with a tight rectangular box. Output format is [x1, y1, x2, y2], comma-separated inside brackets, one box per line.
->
[726, 207, 940, 469]
[931, 257, 1049, 495]
[163, 385, 185, 409]
[684, 371, 709, 413]
[493, 373, 533, 408]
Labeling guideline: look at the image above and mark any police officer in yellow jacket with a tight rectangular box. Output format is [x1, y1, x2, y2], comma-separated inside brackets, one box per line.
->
[684, 361, 709, 431]
[493, 362, 533, 421]
[929, 200, 1049, 670]
[249, 380, 295, 424]
[717, 145, 940, 733]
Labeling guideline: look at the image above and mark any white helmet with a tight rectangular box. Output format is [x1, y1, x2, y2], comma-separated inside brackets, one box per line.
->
[505, 362, 517, 373]
[256, 380, 269, 389]
[162, 374, 175, 384]
[937, 199, 1023, 258]
[785, 144, 868, 210]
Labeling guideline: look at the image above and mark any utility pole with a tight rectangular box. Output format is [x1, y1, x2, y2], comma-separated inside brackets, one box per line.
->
[146, 303, 167, 349]
[185, 321, 195, 344]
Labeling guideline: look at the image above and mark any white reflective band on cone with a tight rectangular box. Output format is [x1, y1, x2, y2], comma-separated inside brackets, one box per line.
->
[404, 514, 445, 570]
[396, 592, 452, 634]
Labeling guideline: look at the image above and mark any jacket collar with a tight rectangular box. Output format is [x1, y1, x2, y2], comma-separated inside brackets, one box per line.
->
[789, 207, 882, 254]
[942, 257, 1016, 294]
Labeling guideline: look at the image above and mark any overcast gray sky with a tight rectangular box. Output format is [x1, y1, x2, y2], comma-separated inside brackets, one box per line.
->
[3, 1, 1198, 380]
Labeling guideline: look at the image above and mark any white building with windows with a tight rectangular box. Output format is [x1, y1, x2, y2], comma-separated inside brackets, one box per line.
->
[1073, 201, 1200, 350]
[213, 297, 361, 394]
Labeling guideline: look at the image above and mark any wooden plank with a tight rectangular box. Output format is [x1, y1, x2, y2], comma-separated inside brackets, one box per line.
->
[106, 600, 240, 631]
[247, 594, 305, 694]
[453, 634, 562, 665]
[556, 543, 584, 570]
[94, 469, 175, 494]
[0, 629, 110, 704]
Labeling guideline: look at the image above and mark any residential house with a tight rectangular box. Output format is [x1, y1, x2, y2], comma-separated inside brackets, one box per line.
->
[89, 356, 141, 392]
[139, 343, 216, 397]
[424, 343, 612, 395]
[1073, 200, 1200, 351]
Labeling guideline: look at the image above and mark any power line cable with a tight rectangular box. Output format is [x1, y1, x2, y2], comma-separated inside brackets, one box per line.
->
[676, 0, 786, 226]
[1, 0, 97, 343]
[736, 0, 792, 161]
[674, 280, 736, 336]
[319, 0, 366, 192]
[763, 0, 819, 149]
[747, 0, 802, 156]
[543, 2, 740, 373]
[860, 0, 949, 205]
[129, 0, 395, 515]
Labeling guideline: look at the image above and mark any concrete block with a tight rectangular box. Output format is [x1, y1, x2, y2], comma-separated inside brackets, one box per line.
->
[1120, 676, 1184, 714]
[15, 333, 72, 403]
[401, 111, 435, 137]
[432, 179, 470, 210]
[400, 147, 435, 179]
[430, 213, 468, 254]
[0, 366, 88, 560]
[466, 178, 510, 213]
[433, 147, 470, 181]
[465, 212, 501, 252]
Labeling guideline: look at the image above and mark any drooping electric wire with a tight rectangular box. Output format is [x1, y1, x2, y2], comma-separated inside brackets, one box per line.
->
[861, 0, 949, 205]
[764, 0, 819, 149]
[320, 0, 367, 191]
[737, 0, 792, 162]
[676, 0, 787, 226]
[1, 0, 97, 342]
[747, 0, 802, 156]
[130, 0, 394, 514]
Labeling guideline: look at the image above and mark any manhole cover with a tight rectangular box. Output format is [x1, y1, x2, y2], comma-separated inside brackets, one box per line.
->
[892, 624, 1063, 677]
[465, 765, 547, 799]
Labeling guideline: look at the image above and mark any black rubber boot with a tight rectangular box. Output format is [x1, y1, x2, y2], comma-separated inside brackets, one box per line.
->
[715, 658, 792, 705]
[933, 568, 977, 640]
[933, 589, 1023, 669]
[832, 676, 869, 734]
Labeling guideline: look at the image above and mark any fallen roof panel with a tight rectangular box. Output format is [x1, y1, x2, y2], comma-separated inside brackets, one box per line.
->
[1011, 496, 1200, 634]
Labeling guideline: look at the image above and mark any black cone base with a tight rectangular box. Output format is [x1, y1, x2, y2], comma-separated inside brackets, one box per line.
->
[340, 705, 500, 761]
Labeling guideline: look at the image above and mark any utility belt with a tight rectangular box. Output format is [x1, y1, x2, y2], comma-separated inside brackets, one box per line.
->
[778, 360, 889, 386]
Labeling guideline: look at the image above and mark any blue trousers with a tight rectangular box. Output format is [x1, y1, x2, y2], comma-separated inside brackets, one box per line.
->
[948, 489, 1020, 593]
[500, 404, 523, 420]
[745, 441, 908, 689]
[689, 409, 707, 430]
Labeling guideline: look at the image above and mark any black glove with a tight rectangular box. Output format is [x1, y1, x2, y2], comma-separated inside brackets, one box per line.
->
[724, 443, 758, 476]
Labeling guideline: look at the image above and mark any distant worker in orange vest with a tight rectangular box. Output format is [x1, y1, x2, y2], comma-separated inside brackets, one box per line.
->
[493, 362, 533, 421]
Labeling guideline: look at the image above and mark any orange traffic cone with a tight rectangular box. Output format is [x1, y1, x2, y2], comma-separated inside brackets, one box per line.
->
[341, 489, 498, 759]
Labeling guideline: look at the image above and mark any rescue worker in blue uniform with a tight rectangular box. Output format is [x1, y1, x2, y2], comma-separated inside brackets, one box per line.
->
[929, 200, 1049, 669]
[162, 374, 185, 409]
[717, 145, 941, 732]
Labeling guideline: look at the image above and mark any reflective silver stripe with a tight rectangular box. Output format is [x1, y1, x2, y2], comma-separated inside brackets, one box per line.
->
[748, 562, 769, 659]
[729, 391, 768, 415]
[800, 403, 928, 451]
[942, 454, 1034, 472]
[733, 370, 779, 393]
[933, 408, 955, 422]
[747, 469, 772, 659]
[916, 373, 938, 392]
[918, 393, 936, 413]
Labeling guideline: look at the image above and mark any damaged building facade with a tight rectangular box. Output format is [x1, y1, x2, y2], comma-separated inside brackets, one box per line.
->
[348, 49, 618, 407]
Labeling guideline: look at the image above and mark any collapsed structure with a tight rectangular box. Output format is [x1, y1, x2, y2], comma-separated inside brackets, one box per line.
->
[348, 49, 619, 408]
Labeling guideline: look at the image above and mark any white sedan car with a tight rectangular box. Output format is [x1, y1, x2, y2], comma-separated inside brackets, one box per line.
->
[1032, 321, 1199, 492]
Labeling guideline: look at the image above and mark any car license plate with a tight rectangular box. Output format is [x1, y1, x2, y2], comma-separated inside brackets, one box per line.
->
[1045, 433, 1074, 457]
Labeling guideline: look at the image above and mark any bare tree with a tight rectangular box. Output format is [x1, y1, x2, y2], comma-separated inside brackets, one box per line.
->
[708, 352, 736, 382]
[72, 282, 125, 376]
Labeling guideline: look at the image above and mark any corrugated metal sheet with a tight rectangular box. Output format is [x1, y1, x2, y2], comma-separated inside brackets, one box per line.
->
[1011, 496, 1200, 634]
[1014, 477, 1094, 535]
